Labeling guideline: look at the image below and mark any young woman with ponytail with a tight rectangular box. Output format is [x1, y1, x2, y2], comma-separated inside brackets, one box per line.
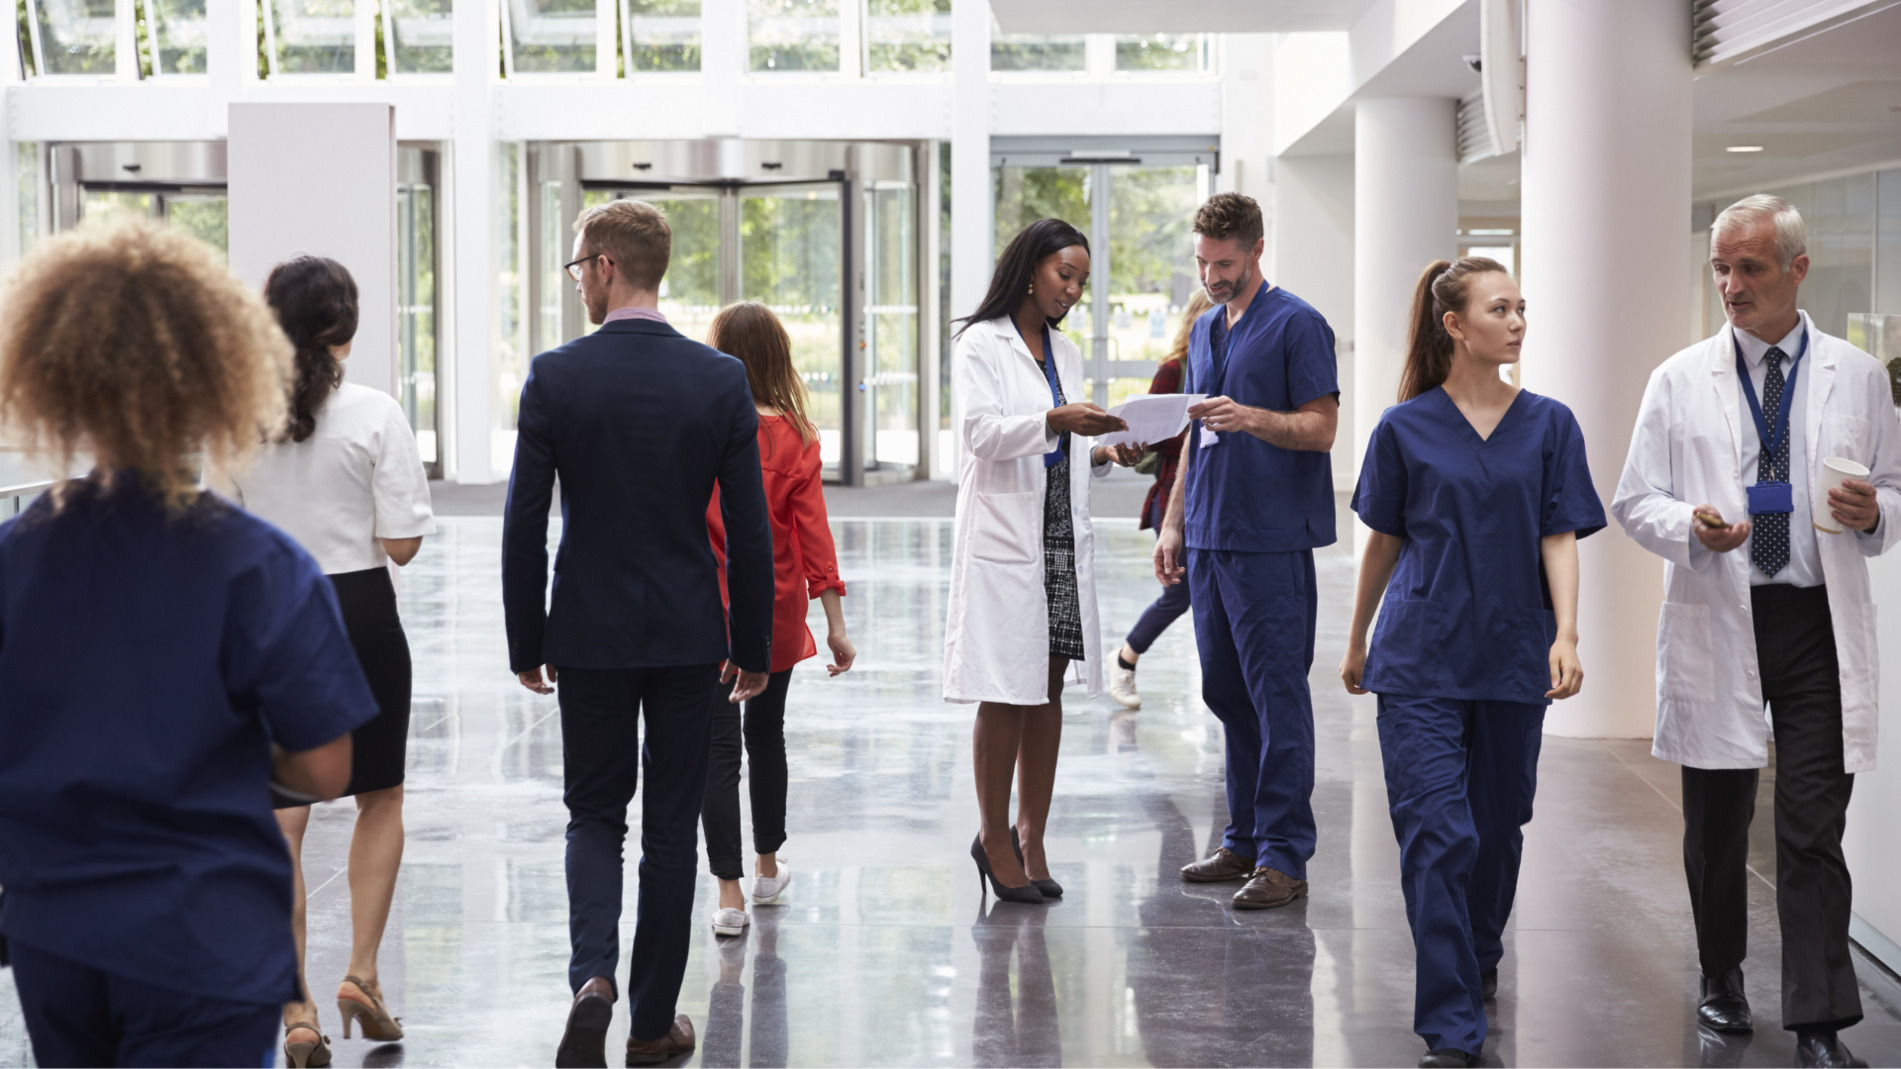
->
[226, 256, 436, 1066]
[1338, 257, 1607, 1069]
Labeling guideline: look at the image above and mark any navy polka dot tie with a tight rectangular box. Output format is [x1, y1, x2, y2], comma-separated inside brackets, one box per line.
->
[1751, 348, 1790, 578]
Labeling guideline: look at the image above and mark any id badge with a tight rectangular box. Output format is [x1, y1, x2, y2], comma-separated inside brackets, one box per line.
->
[1199, 424, 1219, 449]
[1746, 480, 1794, 515]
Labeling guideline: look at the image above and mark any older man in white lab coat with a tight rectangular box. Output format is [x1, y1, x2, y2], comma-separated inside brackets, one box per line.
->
[1614, 195, 1901, 1069]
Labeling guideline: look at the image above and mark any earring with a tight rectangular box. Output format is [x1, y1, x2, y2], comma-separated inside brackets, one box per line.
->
[1027, 282, 1035, 296]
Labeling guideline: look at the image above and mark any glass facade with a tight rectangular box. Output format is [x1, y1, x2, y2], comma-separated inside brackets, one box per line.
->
[989, 31, 1083, 72]
[493, 143, 527, 476]
[508, 0, 597, 74]
[32, 0, 117, 74]
[742, 185, 842, 462]
[149, 0, 208, 74]
[622, 0, 698, 72]
[397, 175, 438, 466]
[1114, 33, 1209, 73]
[867, 183, 918, 468]
[266, 0, 355, 74]
[386, 0, 453, 73]
[748, 0, 836, 72]
[865, 0, 948, 74]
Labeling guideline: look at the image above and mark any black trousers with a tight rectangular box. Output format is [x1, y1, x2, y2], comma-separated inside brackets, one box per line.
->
[1681, 583, 1862, 1031]
[557, 662, 720, 1043]
[702, 668, 794, 880]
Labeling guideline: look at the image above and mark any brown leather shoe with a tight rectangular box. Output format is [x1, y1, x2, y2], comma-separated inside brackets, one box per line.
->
[1231, 867, 1308, 910]
[1180, 847, 1255, 883]
[555, 977, 615, 1068]
[625, 1013, 696, 1065]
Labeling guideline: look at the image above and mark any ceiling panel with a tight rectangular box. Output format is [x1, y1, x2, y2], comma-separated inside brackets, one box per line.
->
[988, 0, 1381, 35]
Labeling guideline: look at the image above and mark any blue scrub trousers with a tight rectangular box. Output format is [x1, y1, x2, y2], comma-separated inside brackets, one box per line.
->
[1375, 694, 1546, 1056]
[1187, 547, 1318, 878]
[7, 939, 279, 1068]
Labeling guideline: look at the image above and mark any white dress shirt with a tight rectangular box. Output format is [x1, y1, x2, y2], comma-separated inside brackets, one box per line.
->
[1736, 314, 1821, 587]
[232, 382, 437, 574]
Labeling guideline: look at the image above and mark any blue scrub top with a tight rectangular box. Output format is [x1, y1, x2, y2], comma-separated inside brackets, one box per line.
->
[1351, 388, 1607, 704]
[0, 479, 377, 1004]
[1183, 283, 1339, 552]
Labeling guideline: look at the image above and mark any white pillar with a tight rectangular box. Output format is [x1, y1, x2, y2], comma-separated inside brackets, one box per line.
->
[1519, 0, 1691, 738]
[1352, 97, 1458, 487]
[1273, 154, 1356, 486]
[946, 0, 990, 479]
[448, 0, 497, 483]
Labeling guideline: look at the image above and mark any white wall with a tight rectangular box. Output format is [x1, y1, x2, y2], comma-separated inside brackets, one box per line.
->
[228, 103, 398, 397]
[1273, 154, 1356, 483]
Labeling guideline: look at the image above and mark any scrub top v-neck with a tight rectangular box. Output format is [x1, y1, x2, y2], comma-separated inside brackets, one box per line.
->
[1351, 386, 1607, 704]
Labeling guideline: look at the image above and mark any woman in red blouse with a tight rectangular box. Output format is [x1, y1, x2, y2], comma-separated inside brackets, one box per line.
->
[702, 301, 856, 938]
[1109, 289, 1212, 710]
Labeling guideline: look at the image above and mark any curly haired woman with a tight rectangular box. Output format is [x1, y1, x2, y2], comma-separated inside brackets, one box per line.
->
[0, 221, 378, 1068]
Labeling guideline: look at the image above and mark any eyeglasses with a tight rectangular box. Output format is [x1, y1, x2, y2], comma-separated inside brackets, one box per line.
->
[564, 253, 612, 282]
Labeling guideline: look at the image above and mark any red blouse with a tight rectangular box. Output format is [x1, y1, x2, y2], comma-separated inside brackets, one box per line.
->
[707, 414, 845, 673]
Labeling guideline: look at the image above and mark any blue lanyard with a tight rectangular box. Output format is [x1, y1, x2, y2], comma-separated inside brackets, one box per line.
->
[1017, 322, 1066, 468]
[1734, 326, 1807, 479]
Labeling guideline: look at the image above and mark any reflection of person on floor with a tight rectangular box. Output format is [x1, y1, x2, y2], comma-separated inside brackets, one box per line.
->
[700, 301, 857, 942]
[1109, 287, 1214, 712]
[0, 222, 373, 1067]
[1613, 196, 1901, 1069]
[1340, 258, 1605, 1069]
[231, 255, 437, 1066]
[972, 906, 1061, 1068]
[503, 199, 775, 1068]
[943, 218, 1135, 906]
[1155, 193, 1340, 911]
[699, 908, 789, 1069]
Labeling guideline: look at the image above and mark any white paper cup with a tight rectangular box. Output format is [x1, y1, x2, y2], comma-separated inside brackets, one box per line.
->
[1814, 456, 1871, 534]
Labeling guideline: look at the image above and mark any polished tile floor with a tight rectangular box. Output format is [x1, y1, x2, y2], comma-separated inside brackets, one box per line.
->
[6, 514, 1901, 1068]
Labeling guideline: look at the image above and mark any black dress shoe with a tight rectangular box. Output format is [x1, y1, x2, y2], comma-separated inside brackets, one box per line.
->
[1481, 968, 1497, 1001]
[1796, 1030, 1867, 1068]
[1697, 967, 1752, 1034]
[1419, 1049, 1477, 1068]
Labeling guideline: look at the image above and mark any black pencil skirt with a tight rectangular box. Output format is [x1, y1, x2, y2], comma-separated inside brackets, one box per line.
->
[273, 566, 413, 808]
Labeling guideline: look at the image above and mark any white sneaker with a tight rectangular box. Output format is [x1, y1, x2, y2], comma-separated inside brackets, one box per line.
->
[1110, 664, 1141, 709]
[711, 906, 749, 937]
[751, 859, 792, 905]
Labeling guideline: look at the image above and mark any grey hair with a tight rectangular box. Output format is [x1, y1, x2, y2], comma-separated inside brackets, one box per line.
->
[1712, 194, 1807, 270]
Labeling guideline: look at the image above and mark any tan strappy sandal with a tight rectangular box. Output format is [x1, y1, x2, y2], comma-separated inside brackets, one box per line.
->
[284, 1017, 332, 1068]
[337, 975, 404, 1042]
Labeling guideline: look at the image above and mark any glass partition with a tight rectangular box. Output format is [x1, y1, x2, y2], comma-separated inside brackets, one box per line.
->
[386, 0, 453, 73]
[149, 0, 208, 74]
[397, 178, 439, 467]
[988, 16, 1083, 73]
[1105, 164, 1200, 403]
[494, 143, 527, 476]
[30, 0, 118, 75]
[162, 193, 227, 253]
[1114, 33, 1210, 73]
[992, 163, 1093, 335]
[266, 0, 356, 74]
[622, 0, 699, 72]
[865, 0, 948, 73]
[866, 183, 919, 469]
[648, 193, 720, 340]
[507, 0, 598, 74]
[748, 0, 838, 72]
[742, 185, 842, 464]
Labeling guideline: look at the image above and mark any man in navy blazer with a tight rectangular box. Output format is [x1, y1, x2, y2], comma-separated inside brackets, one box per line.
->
[502, 198, 773, 1068]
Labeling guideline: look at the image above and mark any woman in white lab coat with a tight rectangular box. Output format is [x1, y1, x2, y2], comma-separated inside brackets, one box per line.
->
[945, 218, 1137, 905]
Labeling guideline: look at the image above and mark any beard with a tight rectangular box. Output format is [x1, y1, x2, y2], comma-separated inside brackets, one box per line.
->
[1205, 263, 1252, 303]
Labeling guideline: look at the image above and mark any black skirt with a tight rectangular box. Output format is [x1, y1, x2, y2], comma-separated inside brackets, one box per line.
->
[273, 566, 412, 808]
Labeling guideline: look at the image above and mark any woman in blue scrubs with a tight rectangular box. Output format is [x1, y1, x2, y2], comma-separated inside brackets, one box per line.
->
[0, 222, 377, 1068]
[1340, 257, 1605, 1069]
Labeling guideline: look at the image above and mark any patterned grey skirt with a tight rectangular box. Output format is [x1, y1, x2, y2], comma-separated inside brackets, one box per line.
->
[1043, 449, 1085, 664]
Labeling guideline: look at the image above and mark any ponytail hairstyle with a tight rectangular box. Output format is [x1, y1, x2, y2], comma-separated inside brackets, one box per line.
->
[263, 256, 359, 443]
[1397, 256, 1510, 403]
[707, 300, 816, 448]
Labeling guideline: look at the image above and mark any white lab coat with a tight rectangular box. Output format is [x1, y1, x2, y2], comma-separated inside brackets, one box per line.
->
[943, 316, 1109, 705]
[1612, 316, 1901, 772]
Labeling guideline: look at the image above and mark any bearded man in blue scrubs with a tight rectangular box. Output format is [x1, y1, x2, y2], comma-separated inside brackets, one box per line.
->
[1154, 192, 1340, 909]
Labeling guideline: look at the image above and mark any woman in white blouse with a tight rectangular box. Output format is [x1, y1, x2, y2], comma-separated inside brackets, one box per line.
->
[229, 256, 435, 1067]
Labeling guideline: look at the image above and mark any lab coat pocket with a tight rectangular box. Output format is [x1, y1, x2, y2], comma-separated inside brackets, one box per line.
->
[1656, 601, 1715, 703]
[970, 489, 1043, 566]
[1821, 415, 1872, 469]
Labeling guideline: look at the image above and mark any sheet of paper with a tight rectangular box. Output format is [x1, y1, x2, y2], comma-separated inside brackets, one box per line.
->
[1096, 393, 1207, 449]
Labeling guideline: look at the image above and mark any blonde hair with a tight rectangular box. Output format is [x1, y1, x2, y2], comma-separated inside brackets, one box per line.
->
[573, 199, 672, 292]
[1167, 289, 1215, 364]
[0, 220, 292, 510]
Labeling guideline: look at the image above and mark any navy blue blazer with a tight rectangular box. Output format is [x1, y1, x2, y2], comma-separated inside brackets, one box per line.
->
[502, 317, 774, 675]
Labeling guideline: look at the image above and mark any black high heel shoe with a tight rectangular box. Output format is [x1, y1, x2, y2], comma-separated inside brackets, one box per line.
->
[1010, 828, 1063, 899]
[971, 835, 1046, 904]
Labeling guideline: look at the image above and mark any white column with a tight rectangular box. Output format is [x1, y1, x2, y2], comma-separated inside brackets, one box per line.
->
[1273, 154, 1356, 486]
[448, 0, 498, 482]
[1519, 0, 1691, 738]
[946, 0, 990, 479]
[1351, 97, 1458, 490]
